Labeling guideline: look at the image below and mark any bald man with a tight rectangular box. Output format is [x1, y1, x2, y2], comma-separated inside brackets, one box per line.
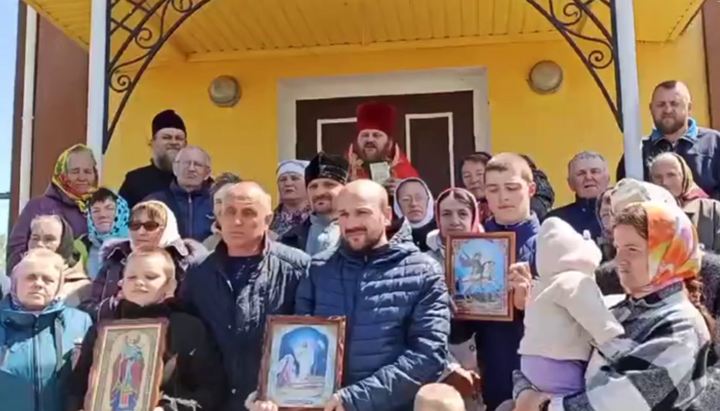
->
[181, 181, 310, 411]
[145, 145, 215, 241]
[617, 80, 720, 199]
[414, 384, 465, 411]
[252, 180, 450, 411]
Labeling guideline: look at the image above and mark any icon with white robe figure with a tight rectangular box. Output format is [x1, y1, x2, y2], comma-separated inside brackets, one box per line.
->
[268, 325, 338, 406]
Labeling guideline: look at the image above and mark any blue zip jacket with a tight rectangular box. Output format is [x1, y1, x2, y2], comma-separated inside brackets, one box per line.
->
[146, 181, 214, 242]
[546, 197, 601, 240]
[180, 239, 310, 411]
[0, 297, 92, 411]
[450, 214, 539, 411]
[295, 222, 451, 411]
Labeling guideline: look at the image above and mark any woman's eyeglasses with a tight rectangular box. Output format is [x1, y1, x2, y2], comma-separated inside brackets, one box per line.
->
[129, 221, 161, 232]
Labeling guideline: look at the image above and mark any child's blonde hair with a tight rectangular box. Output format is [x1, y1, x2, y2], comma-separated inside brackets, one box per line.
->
[485, 152, 534, 184]
[124, 249, 176, 281]
[414, 384, 465, 411]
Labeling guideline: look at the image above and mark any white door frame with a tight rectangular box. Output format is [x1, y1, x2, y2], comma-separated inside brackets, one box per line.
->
[276, 67, 490, 161]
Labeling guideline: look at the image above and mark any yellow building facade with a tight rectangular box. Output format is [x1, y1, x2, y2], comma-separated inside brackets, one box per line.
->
[26, 0, 711, 205]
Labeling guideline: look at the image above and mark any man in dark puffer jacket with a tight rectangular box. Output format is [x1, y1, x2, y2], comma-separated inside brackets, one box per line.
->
[255, 180, 450, 411]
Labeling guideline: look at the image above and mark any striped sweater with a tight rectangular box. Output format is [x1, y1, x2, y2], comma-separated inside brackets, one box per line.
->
[513, 282, 712, 411]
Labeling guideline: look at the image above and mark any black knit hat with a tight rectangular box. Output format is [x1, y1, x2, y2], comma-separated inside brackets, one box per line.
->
[305, 152, 350, 186]
[152, 110, 186, 136]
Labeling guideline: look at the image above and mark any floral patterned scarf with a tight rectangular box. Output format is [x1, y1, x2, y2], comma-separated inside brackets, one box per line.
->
[671, 152, 709, 205]
[642, 201, 701, 294]
[270, 203, 311, 237]
[51, 144, 98, 213]
[87, 192, 130, 247]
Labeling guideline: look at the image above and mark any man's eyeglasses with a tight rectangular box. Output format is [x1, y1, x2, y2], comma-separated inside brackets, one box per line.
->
[176, 160, 207, 169]
[129, 221, 161, 232]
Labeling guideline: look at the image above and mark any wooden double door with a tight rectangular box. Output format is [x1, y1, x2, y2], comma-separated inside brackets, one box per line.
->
[295, 91, 476, 196]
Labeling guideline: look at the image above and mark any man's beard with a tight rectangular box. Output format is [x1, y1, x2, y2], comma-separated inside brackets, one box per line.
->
[359, 143, 390, 161]
[654, 116, 686, 136]
[342, 230, 382, 253]
[155, 152, 175, 172]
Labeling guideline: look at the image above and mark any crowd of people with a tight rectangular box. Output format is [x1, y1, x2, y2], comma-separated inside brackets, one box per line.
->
[0, 80, 718, 411]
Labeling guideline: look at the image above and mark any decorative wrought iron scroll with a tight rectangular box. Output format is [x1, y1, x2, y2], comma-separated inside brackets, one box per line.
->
[104, 0, 214, 152]
[525, 0, 622, 129]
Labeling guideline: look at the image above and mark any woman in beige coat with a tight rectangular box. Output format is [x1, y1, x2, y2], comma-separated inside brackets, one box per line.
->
[26, 215, 91, 307]
[650, 152, 720, 253]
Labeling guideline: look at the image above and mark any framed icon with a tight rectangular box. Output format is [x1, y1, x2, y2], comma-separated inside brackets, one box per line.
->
[259, 315, 347, 410]
[446, 232, 516, 321]
[84, 319, 167, 411]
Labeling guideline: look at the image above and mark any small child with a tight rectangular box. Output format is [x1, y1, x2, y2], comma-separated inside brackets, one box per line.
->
[67, 249, 227, 411]
[518, 217, 625, 395]
[414, 384, 466, 411]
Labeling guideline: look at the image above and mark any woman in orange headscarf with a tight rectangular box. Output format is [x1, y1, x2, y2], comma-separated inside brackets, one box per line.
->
[513, 201, 714, 411]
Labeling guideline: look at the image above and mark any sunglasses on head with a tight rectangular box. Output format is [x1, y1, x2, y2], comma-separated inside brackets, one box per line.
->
[129, 221, 161, 232]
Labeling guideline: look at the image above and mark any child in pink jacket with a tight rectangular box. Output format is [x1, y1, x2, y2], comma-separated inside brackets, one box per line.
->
[518, 217, 626, 395]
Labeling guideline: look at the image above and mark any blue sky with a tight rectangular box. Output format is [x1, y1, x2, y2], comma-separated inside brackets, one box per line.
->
[0, 1, 18, 236]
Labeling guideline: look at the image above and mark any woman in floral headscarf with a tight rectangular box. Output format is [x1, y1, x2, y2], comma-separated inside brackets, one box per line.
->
[512, 201, 713, 411]
[650, 152, 720, 253]
[75, 187, 130, 279]
[7, 144, 97, 270]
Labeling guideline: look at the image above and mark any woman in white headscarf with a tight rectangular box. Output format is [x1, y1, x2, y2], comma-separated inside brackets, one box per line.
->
[80, 200, 207, 319]
[270, 160, 311, 239]
[393, 177, 436, 252]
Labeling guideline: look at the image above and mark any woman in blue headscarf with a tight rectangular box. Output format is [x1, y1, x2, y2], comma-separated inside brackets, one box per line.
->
[75, 188, 130, 279]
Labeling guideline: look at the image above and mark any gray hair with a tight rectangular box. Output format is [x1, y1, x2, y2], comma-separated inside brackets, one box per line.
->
[174, 145, 212, 169]
[567, 151, 607, 174]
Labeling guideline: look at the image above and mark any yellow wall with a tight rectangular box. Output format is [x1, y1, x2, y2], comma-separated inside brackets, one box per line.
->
[104, 16, 709, 206]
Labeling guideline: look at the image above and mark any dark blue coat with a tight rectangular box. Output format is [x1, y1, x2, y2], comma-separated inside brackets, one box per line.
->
[546, 197, 601, 240]
[451, 214, 540, 411]
[180, 239, 310, 411]
[616, 118, 720, 199]
[295, 223, 451, 411]
[146, 181, 214, 242]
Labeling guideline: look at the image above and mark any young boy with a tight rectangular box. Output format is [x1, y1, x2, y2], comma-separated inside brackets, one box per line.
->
[414, 384, 465, 411]
[67, 249, 227, 411]
[451, 152, 540, 411]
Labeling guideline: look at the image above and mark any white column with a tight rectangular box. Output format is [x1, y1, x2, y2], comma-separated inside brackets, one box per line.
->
[19, 7, 38, 213]
[614, 0, 644, 180]
[86, 0, 108, 183]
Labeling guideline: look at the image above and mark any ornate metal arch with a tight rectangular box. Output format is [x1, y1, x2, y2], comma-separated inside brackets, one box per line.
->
[525, 0, 623, 130]
[104, 0, 214, 152]
[103, 0, 626, 152]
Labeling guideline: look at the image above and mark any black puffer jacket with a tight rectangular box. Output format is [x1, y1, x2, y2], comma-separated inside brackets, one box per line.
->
[67, 299, 227, 411]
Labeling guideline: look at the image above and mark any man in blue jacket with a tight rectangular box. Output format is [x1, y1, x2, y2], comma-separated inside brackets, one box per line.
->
[547, 151, 610, 240]
[146, 145, 215, 241]
[181, 181, 310, 411]
[451, 153, 538, 411]
[253, 180, 451, 411]
[616, 80, 720, 199]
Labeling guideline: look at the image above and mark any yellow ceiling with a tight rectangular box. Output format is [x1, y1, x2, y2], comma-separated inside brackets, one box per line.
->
[24, 0, 706, 62]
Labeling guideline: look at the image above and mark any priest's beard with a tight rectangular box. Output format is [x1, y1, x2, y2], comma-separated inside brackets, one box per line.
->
[155, 153, 175, 172]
